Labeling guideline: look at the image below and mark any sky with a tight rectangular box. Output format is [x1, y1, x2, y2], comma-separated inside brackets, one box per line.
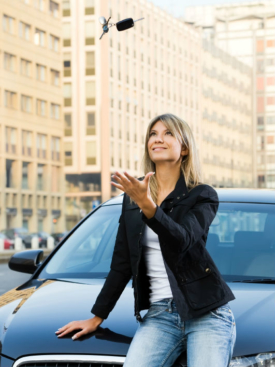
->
[150, 0, 259, 17]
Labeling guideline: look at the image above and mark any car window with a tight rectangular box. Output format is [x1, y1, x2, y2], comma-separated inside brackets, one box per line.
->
[38, 205, 122, 279]
[207, 203, 275, 281]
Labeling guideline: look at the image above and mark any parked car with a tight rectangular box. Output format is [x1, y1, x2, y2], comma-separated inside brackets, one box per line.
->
[28, 231, 52, 248]
[0, 189, 275, 366]
[51, 231, 69, 246]
[0, 233, 14, 250]
[1, 227, 32, 248]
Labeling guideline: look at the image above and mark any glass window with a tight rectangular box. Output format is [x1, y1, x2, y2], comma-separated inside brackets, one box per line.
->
[86, 141, 96, 165]
[85, 21, 95, 45]
[87, 112, 95, 135]
[86, 81, 96, 105]
[86, 51, 95, 75]
[63, 23, 71, 46]
[38, 205, 122, 278]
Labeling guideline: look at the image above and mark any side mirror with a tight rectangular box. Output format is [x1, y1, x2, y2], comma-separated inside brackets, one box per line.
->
[9, 250, 44, 274]
[116, 18, 134, 31]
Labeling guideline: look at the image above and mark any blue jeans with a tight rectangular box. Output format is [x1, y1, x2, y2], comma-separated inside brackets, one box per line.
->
[124, 298, 236, 367]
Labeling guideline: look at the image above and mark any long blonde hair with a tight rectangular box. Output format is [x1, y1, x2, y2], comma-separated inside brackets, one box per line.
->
[131, 113, 205, 205]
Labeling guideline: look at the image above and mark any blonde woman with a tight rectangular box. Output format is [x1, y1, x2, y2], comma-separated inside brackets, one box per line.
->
[56, 113, 236, 367]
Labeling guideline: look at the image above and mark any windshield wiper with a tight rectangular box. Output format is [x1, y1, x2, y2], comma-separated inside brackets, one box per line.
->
[232, 278, 275, 284]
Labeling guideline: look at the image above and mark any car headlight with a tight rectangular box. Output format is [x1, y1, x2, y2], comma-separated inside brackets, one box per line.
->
[229, 353, 275, 366]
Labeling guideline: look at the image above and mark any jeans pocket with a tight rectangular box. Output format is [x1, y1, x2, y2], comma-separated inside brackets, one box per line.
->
[143, 306, 167, 320]
[210, 305, 234, 325]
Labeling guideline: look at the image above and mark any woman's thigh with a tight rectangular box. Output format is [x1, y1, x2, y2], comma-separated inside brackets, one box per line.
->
[184, 303, 237, 367]
[123, 306, 185, 367]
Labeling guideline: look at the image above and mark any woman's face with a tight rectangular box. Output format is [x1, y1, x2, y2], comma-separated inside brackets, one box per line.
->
[147, 120, 188, 165]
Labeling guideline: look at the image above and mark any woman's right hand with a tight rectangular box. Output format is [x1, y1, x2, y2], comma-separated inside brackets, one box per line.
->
[55, 316, 104, 340]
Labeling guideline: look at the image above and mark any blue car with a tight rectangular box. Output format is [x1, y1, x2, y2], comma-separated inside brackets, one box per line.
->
[0, 189, 274, 366]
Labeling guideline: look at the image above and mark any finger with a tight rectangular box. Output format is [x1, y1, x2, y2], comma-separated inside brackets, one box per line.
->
[72, 329, 88, 340]
[57, 327, 75, 337]
[123, 171, 137, 184]
[144, 172, 155, 185]
[115, 171, 130, 183]
[111, 174, 122, 182]
[55, 325, 71, 334]
[111, 181, 125, 191]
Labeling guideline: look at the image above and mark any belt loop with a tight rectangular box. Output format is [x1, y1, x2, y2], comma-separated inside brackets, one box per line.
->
[167, 298, 173, 313]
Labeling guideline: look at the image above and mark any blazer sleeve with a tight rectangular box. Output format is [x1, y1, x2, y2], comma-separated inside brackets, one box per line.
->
[141, 185, 219, 258]
[91, 193, 132, 320]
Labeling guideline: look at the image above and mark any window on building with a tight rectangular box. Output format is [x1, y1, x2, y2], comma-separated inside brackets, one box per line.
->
[86, 141, 96, 165]
[257, 77, 264, 90]
[63, 22, 71, 46]
[36, 99, 47, 116]
[110, 141, 114, 167]
[267, 77, 275, 86]
[21, 58, 31, 77]
[22, 131, 32, 156]
[5, 127, 17, 154]
[267, 96, 275, 105]
[49, 34, 59, 51]
[85, 21, 95, 45]
[49, 0, 59, 17]
[257, 59, 264, 73]
[64, 142, 73, 165]
[86, 81, 96, 105]
[62, 0, 71, 16]
[4, 52, 16, 72]
[36, 64, 46, 81]
[64, 83, 72, 106]
[266, 116, 275, 125]
[37, 134, 47, 158]
[4, 90, 17, 109]
[37, 164, 45, 190]
[258, 175, 265, 188]
[2, 14, 14, 34]
[6, 159, 16, 188]
[257, 96, 265, 113]
[19, 21, 31, 40]
[87, 112, 95, 135]
[256, 39, 264, 53]
[50, 103, 60, 119]
[65, 113, 72, 136]
[35, 0, 45, 11]
[34, 28, 45, 46]
[267, 136, 274, 144]
[21, 95, 32, 113]
[85, 0, 94, 14]
[86, 51, 95, 75]
[266, 39, 275, 48]
[22, 162, 30, 189]
[257, 116, 264, 130]
[63, 53, 71, 76]
[51, 137, 60, 161]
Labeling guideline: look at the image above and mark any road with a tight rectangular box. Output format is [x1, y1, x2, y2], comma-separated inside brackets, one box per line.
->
[0, 263, 31, 295]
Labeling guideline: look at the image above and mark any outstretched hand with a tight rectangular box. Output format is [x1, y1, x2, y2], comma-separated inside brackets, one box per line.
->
[111, 171, 155, 210]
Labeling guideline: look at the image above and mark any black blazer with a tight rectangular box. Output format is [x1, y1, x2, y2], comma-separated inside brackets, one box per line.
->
[91, 171, 235, 322]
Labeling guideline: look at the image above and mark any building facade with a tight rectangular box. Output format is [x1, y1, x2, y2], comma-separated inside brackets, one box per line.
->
[185, 1, 275, 188]
[202, 39, 253, 187]
[62, 0, 254, 230]
[0, 0, 65, 233]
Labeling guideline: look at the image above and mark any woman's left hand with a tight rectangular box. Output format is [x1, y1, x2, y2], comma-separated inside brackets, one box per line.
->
[111, 171, 155, 210]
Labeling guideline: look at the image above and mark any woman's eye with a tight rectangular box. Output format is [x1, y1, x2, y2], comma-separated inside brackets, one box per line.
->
[149, 131, 172, 136]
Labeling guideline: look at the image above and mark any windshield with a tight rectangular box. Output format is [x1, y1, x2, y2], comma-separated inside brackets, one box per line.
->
[39, 205, 121, 279]
[38, 202, 275, 281]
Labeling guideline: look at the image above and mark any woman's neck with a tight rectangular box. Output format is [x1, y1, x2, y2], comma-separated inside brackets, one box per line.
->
[155, 166, 181, 194]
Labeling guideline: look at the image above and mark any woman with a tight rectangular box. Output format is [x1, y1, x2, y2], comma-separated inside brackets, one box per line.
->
[56, 113, 236, 367]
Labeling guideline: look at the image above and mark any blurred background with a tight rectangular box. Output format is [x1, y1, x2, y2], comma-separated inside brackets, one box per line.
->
[0, 0, 274, 242]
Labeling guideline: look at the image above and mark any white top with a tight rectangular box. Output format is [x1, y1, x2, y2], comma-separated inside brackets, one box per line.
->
[143, 224, 173, 303]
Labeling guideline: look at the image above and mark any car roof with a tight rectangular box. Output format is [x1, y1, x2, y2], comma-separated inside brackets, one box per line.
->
[102, 189, 275, 206]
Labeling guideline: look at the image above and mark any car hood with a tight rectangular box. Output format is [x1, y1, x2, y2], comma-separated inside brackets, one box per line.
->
[0, 279, 274, 359]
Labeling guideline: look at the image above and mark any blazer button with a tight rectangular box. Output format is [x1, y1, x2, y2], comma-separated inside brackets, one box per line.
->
[205, 268, 211, 273]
